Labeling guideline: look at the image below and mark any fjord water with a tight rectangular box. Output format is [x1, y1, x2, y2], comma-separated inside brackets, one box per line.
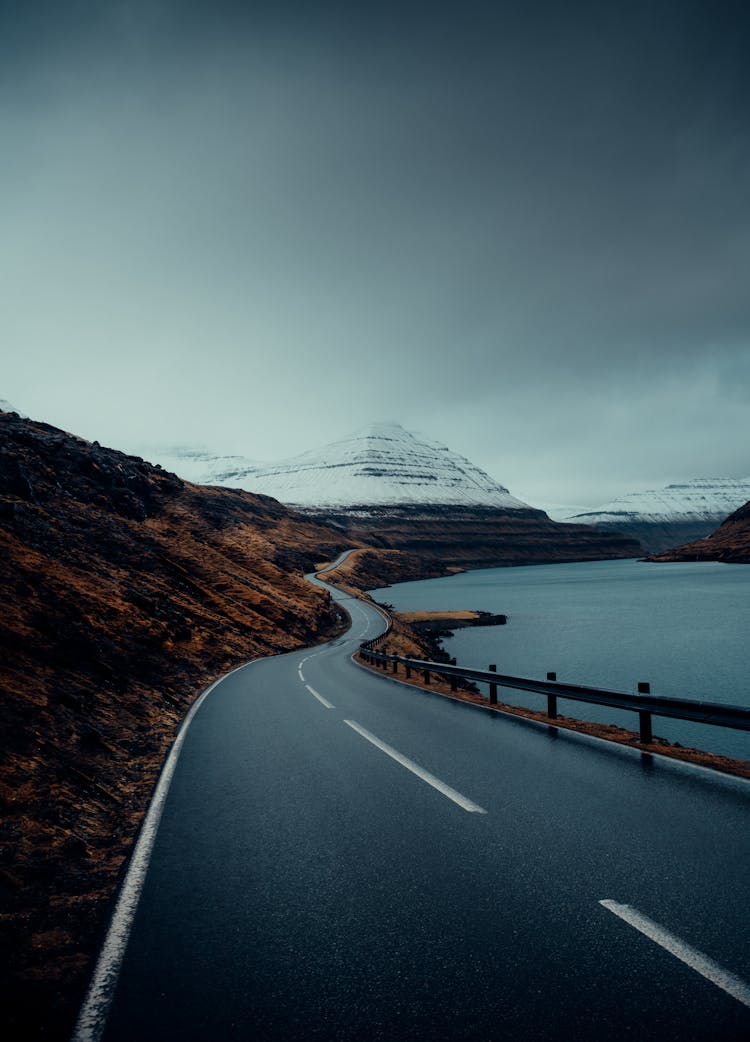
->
[371, 559, 750, 762]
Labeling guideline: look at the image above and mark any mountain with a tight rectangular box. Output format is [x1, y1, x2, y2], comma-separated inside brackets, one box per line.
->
[149, 423, 529, 509]
[0, 411, 353, 1041]
[566, 477, 750, 553]
[648, 499, 750, 563]
[146, 423, 641, 572]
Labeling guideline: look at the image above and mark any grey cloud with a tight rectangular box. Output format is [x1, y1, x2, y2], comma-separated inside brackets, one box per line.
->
[1, 1, 748, 505]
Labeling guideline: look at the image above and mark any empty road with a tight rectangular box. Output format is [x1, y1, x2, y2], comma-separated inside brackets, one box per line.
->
[80, 577, 750, 1041]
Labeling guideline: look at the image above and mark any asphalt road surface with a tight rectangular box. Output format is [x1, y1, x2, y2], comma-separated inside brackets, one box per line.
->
[84, 575, 750, 1041]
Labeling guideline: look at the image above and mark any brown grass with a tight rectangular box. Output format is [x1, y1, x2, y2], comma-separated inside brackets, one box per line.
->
[397, 610, 480, 622]
[0, 414, 355, 1041]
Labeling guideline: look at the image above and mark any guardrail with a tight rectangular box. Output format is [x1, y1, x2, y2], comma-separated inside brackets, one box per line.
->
[358, 647, 750, 744]
[361, 611, 393, 648]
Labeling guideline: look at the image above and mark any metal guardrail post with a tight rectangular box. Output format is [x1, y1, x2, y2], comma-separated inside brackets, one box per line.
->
[423, 669, 431, 685]
[392, 659, 398, 674]
[638, 682, 652, 743]
[489, 664, 498, 705]
[639, 712, 653, 744]
[405, 663, 411, 678]
[546, 672, 558, 719]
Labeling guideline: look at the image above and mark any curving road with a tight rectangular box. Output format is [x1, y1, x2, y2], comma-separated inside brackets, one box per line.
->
[80, 574, 750, 1041]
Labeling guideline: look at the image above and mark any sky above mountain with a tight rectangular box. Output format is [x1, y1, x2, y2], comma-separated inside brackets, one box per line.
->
[2, 0, 749, 510]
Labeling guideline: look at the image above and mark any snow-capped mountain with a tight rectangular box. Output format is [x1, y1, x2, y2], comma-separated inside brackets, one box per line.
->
[148, 423, 529, 510]
[568, 478, 750, 524]
[567, 477, 750, 552]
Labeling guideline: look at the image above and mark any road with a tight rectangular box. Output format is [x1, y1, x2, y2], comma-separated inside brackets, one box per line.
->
[81, 575, 750, 1041]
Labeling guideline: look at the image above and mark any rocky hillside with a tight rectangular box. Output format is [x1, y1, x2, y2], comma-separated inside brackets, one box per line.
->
[315, 504, 641, 578]
[648, 500, 750, 563]
[0, 410, 353, 1041]
[567, 477, 750, 553]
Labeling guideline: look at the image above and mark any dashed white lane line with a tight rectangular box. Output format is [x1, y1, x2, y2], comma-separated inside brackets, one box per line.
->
[298, 668, 305, 681]
[306, 684, 335, 709]
[343, 719, 487, 814]
[600, 900, 750, 1009]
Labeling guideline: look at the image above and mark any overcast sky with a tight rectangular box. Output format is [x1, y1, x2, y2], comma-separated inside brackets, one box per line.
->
[2, 0, 749, 510]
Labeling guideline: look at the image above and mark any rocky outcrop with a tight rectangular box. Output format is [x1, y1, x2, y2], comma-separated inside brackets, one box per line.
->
[0, 411, 353, 1041]
[648, 500, 750, 563]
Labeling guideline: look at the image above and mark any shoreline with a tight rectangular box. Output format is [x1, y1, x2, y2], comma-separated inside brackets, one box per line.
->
[347, 595, 750, 782]
[355, 642, 750, 782]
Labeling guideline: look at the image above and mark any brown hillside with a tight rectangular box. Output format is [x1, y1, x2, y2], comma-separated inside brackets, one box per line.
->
[311, 504, 641, 582]
[648, 500, 750, 563]
[0, 411, 354, 1041]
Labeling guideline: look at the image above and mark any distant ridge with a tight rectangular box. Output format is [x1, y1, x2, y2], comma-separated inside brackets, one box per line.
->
[567, 477, 750, 553]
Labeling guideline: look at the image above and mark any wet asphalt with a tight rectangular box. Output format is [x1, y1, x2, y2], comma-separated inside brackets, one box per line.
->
[100, 585, 750, 1041]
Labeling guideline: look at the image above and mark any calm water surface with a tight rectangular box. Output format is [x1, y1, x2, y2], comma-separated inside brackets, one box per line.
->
[370, 559, 750, 761]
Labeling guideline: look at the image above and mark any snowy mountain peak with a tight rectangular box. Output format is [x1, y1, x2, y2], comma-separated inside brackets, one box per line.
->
[568, 477, 750, 524]
[147, 424, 528, 510]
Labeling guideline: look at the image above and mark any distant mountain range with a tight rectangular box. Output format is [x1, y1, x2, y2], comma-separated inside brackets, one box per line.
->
[566, 478, 750, 553]
[147, 423, 640, 572]
[149, 422, 529, 510]
[11, 402, 744, 561]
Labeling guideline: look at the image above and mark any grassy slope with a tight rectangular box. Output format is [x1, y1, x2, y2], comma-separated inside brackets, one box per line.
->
[0, 412, 353, 1040]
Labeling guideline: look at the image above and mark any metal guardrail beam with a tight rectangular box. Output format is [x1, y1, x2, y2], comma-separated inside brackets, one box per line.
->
[359, 648, 750, 741]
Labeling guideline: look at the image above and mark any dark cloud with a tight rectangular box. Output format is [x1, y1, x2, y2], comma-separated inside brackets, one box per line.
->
[2, 1, 748, 506]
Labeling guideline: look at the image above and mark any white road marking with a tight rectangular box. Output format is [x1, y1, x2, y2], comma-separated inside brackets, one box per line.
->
[298, 669, 305, 681]
[71, 661, 255, 1042]
[306, 684, 335, 709]
[343, 719, 487, 814]
[600, 900, 750, 1009]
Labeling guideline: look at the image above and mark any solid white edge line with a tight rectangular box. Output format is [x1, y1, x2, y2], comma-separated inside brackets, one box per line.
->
[305, 684, 335, 709]
[344, 719, 487, 814]
[70, 659, 257, 1042]
[599, 900, 750, 1009]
